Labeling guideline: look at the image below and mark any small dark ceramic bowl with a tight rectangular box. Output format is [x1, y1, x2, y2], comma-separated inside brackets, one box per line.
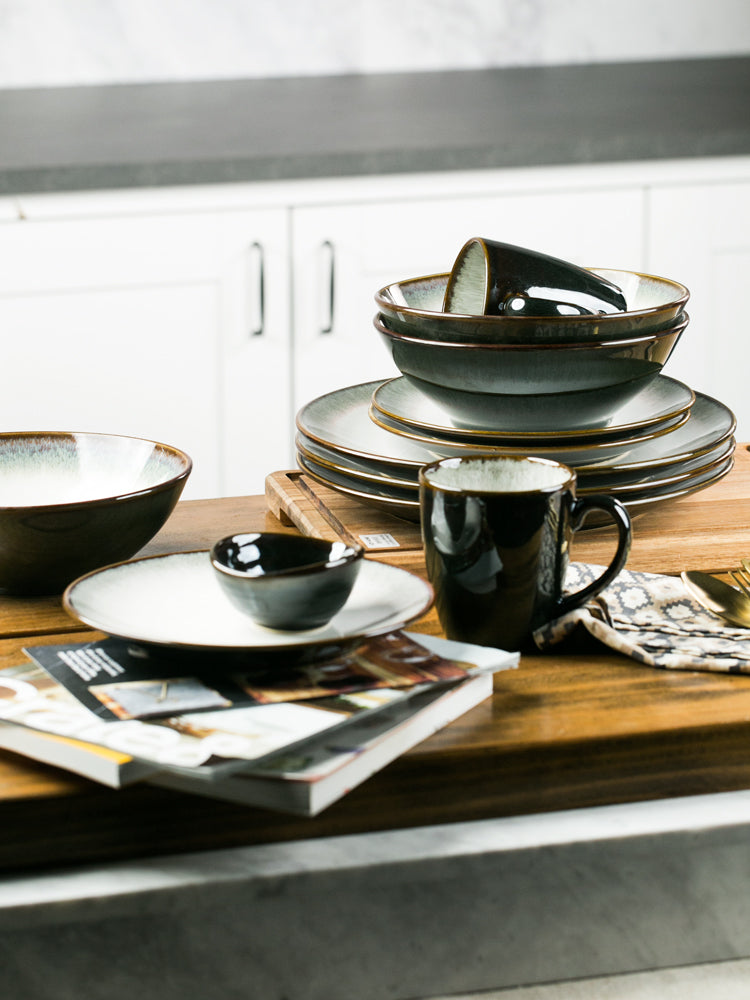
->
[0, 431, 191, 595]
[375, 269, 689, 343]
[210, 532, 364, 631]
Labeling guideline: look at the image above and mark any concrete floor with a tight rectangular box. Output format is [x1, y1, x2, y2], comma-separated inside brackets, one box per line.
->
[427, 959, 750, 999]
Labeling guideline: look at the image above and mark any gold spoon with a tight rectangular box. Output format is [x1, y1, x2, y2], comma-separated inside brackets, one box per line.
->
[681, 570, 750, 629]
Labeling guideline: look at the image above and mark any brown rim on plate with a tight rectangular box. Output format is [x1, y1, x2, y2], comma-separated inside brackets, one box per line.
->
[296, 446, 735, 526]
[300, 429, 735, 496]
[368, 395, 690, 452]
[296, 434, 417, 490]
[64, 549, 434, 662]
[296, 381, 735, 476]
[299, 439, 736, 500]
[370, 375, 695, 444]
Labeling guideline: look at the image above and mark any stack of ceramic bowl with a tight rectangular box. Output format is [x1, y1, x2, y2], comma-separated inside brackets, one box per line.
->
[295, 260, 736, 525]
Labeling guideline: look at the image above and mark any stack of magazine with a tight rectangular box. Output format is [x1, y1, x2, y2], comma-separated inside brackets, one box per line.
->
[0, 631, 518, 816]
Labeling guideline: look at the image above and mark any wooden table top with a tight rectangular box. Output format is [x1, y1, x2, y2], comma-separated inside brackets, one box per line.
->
[3, 443, 750, 876]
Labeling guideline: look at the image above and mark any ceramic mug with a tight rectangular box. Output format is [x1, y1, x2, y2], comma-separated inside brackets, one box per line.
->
[419, 454, 631, 651]
[443, 237, 627, 317]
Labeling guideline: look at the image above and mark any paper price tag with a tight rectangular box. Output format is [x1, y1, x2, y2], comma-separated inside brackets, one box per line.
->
[359, 533, 399, 549]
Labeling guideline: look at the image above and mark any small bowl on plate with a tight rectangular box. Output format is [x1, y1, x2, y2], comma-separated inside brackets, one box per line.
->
[211, 532, 364, 631]
[0, 431, 191, 595]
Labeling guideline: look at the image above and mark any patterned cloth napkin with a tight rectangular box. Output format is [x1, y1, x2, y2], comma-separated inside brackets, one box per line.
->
[533, 563, 750, 673]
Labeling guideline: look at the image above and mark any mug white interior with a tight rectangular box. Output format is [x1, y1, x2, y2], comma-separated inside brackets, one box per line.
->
[422, 455, 572, 493]
[444, 240, 488, 314]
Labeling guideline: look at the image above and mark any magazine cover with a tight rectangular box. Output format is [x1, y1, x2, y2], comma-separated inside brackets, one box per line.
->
[1, 632, 517, 778]
[23, 631, 474, 721]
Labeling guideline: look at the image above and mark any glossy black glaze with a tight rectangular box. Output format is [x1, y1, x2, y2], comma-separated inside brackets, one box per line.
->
[501, 294, 594, 317]
[444, 238, 627, 317]
[419, 455, 631, 651]
[211, 531, 364, 631]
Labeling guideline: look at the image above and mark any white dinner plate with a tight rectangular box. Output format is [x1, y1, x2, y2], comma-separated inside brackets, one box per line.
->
[64, 551, 434, 665]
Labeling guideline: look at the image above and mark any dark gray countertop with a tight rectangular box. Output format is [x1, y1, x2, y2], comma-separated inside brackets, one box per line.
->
[1, 57, 749, 195]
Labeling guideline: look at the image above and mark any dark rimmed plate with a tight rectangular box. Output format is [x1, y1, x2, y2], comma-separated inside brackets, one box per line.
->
[578, 437, 735, 491]
[296, 381, 735, 476]
[296, 433, 417, 490]
[296, 448, 735, 527]
[298, 429, 735, 496]
[370, 375, 694, 443]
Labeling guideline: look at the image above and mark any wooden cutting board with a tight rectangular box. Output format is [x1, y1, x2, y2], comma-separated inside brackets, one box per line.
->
[266, 441, 750, 576]
[266, 469, 423, 551]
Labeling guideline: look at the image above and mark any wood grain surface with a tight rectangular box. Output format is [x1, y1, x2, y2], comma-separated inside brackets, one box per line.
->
[2, 444, 750, 875]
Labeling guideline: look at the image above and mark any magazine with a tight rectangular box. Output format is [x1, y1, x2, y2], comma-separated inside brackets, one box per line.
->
[22, 632, 476, 721]
[150, 671, 493, 815]
[0, 632, 518, 784]
[0, 668, 494, 813]
[0, 724, 155, 786]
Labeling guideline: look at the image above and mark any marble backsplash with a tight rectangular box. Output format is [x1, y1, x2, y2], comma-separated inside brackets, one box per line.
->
[0, 0, 749, 90]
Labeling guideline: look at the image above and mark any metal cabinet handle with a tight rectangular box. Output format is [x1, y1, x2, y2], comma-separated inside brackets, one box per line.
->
[248, 241, 265, 337]
[319, 240, 335, 335]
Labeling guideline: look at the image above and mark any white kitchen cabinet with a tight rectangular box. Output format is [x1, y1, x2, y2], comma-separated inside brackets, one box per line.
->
[0, 206, 291, 499]
[3, 157, 747, 502]
[291, 183, 645, 410]
[648, 178, 750, 438]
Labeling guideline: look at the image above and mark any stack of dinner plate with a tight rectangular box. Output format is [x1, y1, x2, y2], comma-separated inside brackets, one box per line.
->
[294, 376, 736, 523]
[293, 261, 736, 524]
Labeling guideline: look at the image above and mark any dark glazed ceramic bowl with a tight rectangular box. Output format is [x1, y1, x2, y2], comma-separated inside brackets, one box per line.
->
[0, 431, 191, 595]
[375, 269, 689, 343]
[374, 311, 687, 408]
[211, 532, 364, 631]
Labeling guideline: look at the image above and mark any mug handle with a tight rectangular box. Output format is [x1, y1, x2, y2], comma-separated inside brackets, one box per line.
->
[555, 494, 632, 618]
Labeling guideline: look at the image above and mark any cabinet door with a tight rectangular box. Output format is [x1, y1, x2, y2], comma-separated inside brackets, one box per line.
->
[648, 180, 750, 438]
[0, 208, 291, 498]
[291, 185, 644, 409]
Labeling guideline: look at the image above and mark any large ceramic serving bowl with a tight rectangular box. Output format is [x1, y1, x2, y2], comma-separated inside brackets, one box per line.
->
[374, 312, 687, 429]
[0, 431, 191, 595]
[375, 268, 689, 343]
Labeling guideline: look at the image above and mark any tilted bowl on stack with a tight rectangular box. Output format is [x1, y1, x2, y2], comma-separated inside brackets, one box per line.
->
[374, 244, 689, 344]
